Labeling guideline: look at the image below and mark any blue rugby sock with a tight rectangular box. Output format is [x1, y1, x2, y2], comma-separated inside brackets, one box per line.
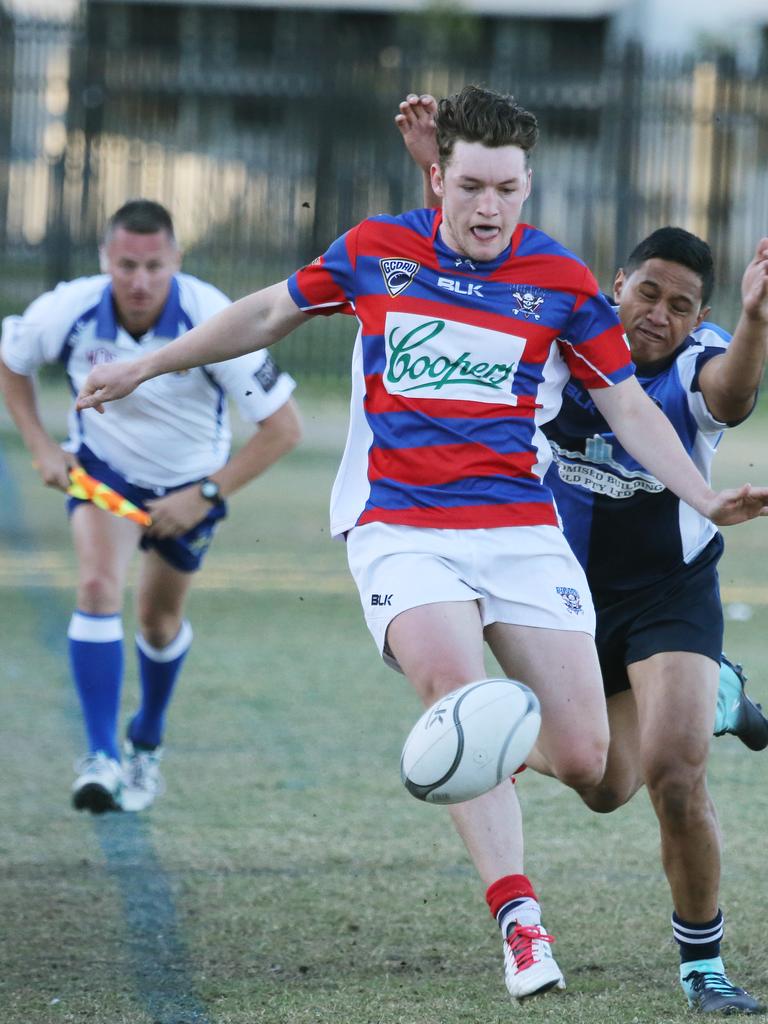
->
[68, 611, 124, 760]
[129, 620, 193, 749]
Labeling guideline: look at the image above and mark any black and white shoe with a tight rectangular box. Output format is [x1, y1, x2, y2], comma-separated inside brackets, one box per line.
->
[715, 656, 768, 752]
[72, 752, 123, 813]
[682, 960, 765, 1015]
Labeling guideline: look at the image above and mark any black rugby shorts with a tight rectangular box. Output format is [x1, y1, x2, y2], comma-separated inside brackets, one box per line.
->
[593, 536, 723, 697]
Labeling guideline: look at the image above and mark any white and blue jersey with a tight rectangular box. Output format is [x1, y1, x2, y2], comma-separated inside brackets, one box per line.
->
[1, 273, 295, 490]
[544, 320, 737, 593]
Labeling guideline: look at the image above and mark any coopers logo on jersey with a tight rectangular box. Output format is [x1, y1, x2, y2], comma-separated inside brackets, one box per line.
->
[380, 258, 420, 297]
[383, 311, 525, 404]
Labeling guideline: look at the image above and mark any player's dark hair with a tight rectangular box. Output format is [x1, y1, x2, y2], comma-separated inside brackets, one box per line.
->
[435, 85, 538, 169]
[624, 226, 714, 305]
[104, 199, 176, 244]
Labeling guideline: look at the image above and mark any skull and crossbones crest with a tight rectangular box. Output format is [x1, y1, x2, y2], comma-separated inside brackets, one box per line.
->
[511, 289, 545, 319]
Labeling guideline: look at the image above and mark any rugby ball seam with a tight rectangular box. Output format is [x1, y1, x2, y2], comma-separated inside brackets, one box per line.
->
[400, 679, 541, 804]
[495, 691, 539, 785]
[402, 681, 489, 801]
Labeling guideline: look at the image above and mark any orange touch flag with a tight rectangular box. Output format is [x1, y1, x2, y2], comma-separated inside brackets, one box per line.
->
[67, 467, 152, 527]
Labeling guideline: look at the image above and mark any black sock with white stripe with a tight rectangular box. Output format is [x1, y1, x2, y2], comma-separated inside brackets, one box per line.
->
[672, 909, 724, 963]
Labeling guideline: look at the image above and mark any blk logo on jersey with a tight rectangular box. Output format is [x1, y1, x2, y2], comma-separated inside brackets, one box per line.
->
[437, 276, 484, 298]
[371, 593, 392, 606]
[555, 586, 583, 615]
[511, 287, 546, 320]
[380, 258, 420, 297]
[383, 311, 525, 404]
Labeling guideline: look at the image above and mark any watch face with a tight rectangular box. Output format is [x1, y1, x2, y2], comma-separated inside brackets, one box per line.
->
[201, 480, 220, 501]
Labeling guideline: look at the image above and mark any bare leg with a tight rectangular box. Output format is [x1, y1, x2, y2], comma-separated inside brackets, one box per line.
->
[387, 601, 525, 885]
[628, 651, 720, 921]
[576, 689, 644, 811]
[389, 609, 611, 882]
[135, 547, 195, 647]
[71, 502, 140, 613]
[485, 622, 609, 791]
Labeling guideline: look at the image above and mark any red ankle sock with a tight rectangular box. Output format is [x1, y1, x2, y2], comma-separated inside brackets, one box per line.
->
[485, 874, 538, 919]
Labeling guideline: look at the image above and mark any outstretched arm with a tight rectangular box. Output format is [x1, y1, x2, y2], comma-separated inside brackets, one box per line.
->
[394, 93, 441, 209]
[590, 374, 768, 526]
[696, 237, 768, 423]
[76, 281, 307, 412]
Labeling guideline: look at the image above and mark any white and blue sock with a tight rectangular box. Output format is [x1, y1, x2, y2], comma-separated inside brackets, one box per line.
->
[497, 897, 541, 937]
[129, 620, 193, 749]
[68, 611, 124, 761]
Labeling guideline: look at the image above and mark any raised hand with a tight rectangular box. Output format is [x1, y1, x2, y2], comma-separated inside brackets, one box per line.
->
[395, 92, 439, 172]
[741, 238, 768, 323]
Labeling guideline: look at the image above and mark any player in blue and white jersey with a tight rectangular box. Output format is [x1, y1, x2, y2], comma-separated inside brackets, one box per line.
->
[0, 200, 301, 815]
[75, 90, 768, 1009]
[542, 227, 768, 1014]
[395, 96, 768, 1013]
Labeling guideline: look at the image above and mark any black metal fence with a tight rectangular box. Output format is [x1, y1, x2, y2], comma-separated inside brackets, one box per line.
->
[1, 11, 767, 379]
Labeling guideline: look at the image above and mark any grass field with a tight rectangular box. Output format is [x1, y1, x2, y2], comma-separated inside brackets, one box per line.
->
[1, 388, 767, 1024]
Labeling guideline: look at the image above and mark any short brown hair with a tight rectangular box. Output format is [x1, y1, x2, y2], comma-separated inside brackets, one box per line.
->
[436, 85, 538, 169]
[104, 199, 176, 245]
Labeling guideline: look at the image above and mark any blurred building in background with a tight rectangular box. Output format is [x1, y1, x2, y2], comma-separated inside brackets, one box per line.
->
[1, 0, 767, 377]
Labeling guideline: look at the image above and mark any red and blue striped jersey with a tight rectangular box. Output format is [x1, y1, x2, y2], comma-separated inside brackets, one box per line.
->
[287, 208, 634, 536]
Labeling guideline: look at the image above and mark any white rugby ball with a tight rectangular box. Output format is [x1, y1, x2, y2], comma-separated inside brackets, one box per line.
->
[400, 678, 541, 804]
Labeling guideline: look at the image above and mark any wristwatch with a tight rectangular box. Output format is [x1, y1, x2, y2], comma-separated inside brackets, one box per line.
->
[199, 478, 223, 505]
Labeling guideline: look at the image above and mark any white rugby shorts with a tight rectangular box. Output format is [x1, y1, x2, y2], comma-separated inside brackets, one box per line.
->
[346, 521, 596, 672]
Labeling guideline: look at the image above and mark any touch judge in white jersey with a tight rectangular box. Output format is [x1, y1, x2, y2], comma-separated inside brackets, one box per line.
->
[0, 199, 302, 815]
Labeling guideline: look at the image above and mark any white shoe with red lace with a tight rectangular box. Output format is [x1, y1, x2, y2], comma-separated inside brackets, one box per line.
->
[502, 923, 566, 1000]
